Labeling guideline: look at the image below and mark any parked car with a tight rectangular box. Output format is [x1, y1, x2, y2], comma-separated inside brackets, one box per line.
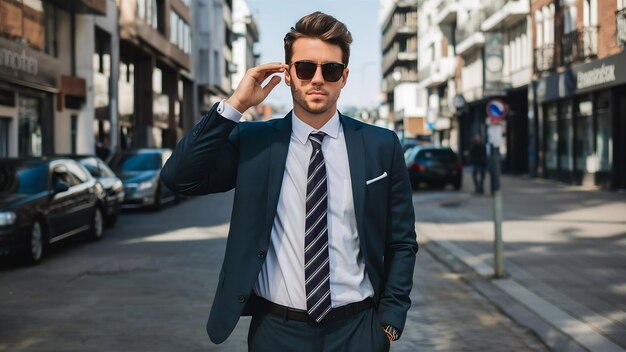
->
[0, 158, 106, 264]
[66, 155, 124, 227]
[401, 135, 432, 153]
[404, 146, 462, 190]
[108, 148, 178, 210]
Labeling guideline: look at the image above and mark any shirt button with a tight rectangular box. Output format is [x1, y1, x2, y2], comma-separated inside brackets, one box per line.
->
[237, 295, 246, 303]
[258, 250, 266, 259]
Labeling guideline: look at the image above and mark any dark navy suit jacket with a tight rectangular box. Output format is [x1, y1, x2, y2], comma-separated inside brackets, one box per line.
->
[161, 103, 418, 344]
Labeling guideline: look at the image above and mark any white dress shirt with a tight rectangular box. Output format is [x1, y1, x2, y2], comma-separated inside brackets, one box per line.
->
[218, 101, 374, 309]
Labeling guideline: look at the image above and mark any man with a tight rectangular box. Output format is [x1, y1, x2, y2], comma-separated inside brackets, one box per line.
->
[161, 12, 418, 351]
[469, 134, 487, 194]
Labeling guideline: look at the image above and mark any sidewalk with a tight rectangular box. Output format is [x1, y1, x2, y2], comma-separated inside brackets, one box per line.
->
[393, 245, 548, 351]
[413, 170, 626, 352]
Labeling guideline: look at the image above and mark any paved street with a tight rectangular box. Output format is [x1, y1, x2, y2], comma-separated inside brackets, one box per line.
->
[415, 171, 626, 352]
[0, 187, 548, 351]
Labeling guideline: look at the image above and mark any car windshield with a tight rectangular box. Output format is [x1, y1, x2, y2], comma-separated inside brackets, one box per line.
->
[110, 153, 161, 173]
[416, 149, 456, 162]
[0, 161, 49, 196]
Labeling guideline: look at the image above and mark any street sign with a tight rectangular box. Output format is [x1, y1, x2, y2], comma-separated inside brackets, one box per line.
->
[486, 98, 509, 124]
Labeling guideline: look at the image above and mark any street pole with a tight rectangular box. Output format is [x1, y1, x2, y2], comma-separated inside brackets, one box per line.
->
[492, 144, 504, 278]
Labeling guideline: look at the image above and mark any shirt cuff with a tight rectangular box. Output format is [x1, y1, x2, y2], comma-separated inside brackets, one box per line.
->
[217, 99, 243, 122]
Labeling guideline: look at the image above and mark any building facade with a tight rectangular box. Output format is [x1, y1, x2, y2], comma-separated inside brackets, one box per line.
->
[192, 0, 235, 121]
[380, 0, 424, 138]
[0, 0, 108, 157]
[118, 0, 193, 150]
[419, 0, 459, 148]
[481, 0, 532, 174]
[531, 0, 626, 189]
[231, 0, 259, 120]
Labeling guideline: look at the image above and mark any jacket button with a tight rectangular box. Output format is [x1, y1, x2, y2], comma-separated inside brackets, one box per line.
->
[237, 295, 246, 303]
[258, 250, 266, 259]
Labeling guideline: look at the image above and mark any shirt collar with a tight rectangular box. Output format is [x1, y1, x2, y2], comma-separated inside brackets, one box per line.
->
[292, 110, 340, 145]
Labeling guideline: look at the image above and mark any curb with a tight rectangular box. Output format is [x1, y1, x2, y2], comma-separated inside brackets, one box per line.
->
[420, 235, 626, 352]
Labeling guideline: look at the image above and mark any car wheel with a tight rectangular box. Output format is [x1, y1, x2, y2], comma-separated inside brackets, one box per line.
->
[24, 220, 45, 264]
[89, 206, 104, 240]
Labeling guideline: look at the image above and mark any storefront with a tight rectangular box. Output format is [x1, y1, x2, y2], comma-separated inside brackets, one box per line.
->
[535, 50, 626, 189]
[0, 37, 59, 157]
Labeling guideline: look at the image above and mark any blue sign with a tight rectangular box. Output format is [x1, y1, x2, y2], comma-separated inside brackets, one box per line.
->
[486, 99, 508, 124]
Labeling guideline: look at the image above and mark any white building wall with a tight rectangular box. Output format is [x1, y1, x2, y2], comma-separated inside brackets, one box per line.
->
[394, 83, 426, 118]
[231, 0, 251, 91]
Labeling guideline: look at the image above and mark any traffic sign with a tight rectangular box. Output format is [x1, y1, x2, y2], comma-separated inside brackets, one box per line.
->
[486, 98, 509, 124]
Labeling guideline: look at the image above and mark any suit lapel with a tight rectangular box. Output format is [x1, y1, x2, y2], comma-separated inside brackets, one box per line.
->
[265, 113, 292, 231]
[341, 114, 366, 249]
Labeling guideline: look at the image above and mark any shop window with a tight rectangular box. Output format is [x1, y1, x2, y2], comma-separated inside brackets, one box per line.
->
[559, 100, 574, 171]
[0, 88, 16, 107]
[18, 96, 42, 157]
[0, 117, 9, 157]
[575, 97, 595, 172]
[596, 92, 612, 172]
[545, 103, 558, 171]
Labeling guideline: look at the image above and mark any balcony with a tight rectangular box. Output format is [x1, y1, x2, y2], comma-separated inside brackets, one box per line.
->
[481, 0, 529, 32]
[534, 44, 555, 72]
[381, 17, 418, 51]
[435, 0, 459, 26]
[617, 8, 626, 46]
[561, 26, 598, 65]
[382, 45, 417, 74]
[383, 68, 419, 93]
[456, 10, 485, 55]
[417, 57, 456, 88]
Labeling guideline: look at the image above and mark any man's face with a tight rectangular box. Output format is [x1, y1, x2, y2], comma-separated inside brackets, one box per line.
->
[285, 37, 349, 118]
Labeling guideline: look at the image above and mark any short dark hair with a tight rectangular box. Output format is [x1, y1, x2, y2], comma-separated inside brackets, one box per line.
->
[284, 12, 353, 66]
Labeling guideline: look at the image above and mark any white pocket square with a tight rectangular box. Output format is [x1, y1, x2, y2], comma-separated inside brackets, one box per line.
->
[366, 172, 388, 185]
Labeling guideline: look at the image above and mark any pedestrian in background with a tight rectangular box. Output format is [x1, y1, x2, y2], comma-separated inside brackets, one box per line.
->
[469, 134, 487, 194]
[160, 11, 417, 352]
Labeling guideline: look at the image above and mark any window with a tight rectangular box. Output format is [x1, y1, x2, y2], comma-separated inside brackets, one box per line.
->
[0, 117, 9, 157]
[596, 92, 612, 172]
[18, 96, 41, 157]
[545, 104, 558, 171]
[563, 0, 577, 33]
[137, 0, 160, 30]
[169, 11, 190, 54]
[66, 161, 90, 183]
[575, 97, 595, 172]
[71, 114, 77, 154]
[558, 101, 573, 171]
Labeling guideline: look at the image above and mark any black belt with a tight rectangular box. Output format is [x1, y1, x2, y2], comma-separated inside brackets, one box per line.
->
[255, 295, 373, 324]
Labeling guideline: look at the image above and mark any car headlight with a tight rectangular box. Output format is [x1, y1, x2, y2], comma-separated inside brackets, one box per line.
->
[138, 181, 154, 190]
[0, 211, 16, 226]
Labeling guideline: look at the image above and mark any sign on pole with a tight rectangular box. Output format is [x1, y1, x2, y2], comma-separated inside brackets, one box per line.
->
[486, 98, 509, 125]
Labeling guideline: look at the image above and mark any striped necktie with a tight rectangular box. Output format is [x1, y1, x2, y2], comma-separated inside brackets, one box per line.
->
[305, 132, 332, 322]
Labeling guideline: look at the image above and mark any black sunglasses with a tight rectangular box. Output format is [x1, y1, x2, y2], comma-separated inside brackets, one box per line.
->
[291, 61, 346, 82]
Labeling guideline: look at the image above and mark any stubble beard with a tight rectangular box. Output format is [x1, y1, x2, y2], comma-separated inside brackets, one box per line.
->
[290, 84, 340, 116]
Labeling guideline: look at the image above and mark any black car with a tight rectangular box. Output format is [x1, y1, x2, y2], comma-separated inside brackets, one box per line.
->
[404, 146, 462, 190]
[69, 155, 124, 227]
[0, 158, 106, 264]
[108, 149, 178, 210]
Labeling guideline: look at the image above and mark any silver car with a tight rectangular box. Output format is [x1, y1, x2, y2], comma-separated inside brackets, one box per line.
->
[108, 149, 179, 210]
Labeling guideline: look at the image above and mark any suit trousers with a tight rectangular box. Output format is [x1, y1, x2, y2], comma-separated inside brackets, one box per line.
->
[247, 306, 390, 352]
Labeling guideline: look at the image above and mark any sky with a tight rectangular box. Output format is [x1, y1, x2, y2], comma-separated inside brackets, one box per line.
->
[245, 0, 382, 112]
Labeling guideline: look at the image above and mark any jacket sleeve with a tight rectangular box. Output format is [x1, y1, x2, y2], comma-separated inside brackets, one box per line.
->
[160, 102, 239, 195]
[378, 132, 419, 338]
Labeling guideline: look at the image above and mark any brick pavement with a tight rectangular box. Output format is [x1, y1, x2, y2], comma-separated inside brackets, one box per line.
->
[413, 170, 626, 352]
[393, 242, 549, 351]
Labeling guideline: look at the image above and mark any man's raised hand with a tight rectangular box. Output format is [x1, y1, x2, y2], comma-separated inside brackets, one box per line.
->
[226, 62, 288, 113]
